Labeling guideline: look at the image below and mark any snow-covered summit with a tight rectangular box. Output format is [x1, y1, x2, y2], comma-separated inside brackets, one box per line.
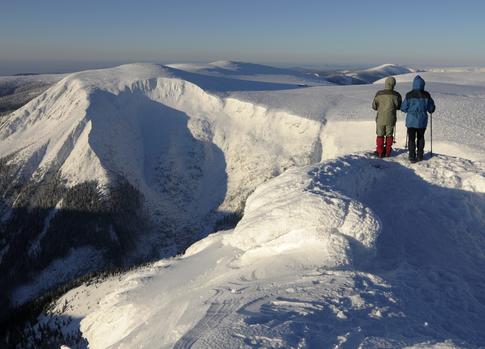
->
[0, 63, 322, 214]
[170, 60, 297, 75]
[0, 63, 325, 305]
[326, 64, 416, 85]
[365, 63, 413, 73]
[168, 60, 331, 86]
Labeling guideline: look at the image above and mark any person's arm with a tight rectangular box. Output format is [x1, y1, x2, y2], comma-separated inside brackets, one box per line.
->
[401, 97, 409, 113]
[427, 96, 436, 113]
[372, 95, 378, 111]
[396, 93, 402, 110]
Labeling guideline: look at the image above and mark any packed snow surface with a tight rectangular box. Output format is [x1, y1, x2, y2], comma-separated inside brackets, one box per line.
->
[4, 63, 484, 347]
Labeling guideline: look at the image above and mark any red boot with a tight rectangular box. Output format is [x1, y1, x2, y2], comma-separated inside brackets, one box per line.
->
[376, 136, 384, 158]
[385, 136, 393, 157]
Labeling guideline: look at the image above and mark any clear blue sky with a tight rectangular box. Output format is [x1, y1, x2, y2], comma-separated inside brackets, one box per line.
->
[1, 0, 484, 74]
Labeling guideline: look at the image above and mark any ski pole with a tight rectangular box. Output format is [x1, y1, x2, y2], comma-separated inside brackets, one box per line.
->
[393, 122, 397, 144]
[396, 113, 408, 149]
[402, 111, 408, 149]
[430, 113, 433, 156]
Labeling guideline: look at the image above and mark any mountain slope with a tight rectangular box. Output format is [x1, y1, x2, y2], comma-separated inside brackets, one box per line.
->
[0, 73, 65, 116]
[0, 64, 324, 307]
[324, 64, 416, 85]
[168, 60, 331, 86]
[3, 65, 485, 348]
[41, 153, 485, 348]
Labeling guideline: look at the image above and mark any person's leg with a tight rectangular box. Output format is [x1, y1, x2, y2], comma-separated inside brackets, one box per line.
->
[407, 128, 417, 161]
[416, 128, 426, 161]
[376, 125, 385, 157]
[385, 125, 394, 157]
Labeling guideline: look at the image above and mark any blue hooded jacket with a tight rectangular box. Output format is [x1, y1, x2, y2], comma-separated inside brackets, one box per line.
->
[401, 76, 436, 128]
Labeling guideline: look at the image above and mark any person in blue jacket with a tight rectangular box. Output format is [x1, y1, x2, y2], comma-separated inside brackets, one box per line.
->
[401, 75, 436, 163]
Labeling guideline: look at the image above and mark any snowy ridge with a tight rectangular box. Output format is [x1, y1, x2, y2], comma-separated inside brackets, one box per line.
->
[3, 64, 485, 347]
[375, 70, 485, 87]
[0, 73, 65, 116]
[231, 71, 485, 161]
[0, 63, 325, 304]
[324, 64, 416, 85]
[364, 63, 414, 73]
[348, 64, 416, 82]
[50, 153, 485, 348]
[223, 161, 381, 268]
[428, 67, 485, 73]
[168, 60, 331, 86]
[1, 63, 323, 212]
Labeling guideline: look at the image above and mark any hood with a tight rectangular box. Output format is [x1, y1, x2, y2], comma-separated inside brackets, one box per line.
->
[413, 75, 425, 91]
[384, 76, 396, 90]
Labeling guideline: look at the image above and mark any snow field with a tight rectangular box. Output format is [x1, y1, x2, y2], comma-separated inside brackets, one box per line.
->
[3, 63, 484, 347]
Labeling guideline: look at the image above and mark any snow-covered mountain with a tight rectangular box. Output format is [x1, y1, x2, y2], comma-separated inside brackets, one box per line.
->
[0, 73, 65, 116]
[43, 153, 485, 349]
[0, 62, 416, 121]
[324, 64, 416, 85]
[376, 69, 485, 87]
[168, 60, 331, 86]
[0, 64, 324, 308]
[2, 63, 485, 348]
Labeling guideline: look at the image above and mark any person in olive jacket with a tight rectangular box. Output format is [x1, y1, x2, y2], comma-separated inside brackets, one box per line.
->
[401, 75, 436, 163]
[372, 76, 402, 157]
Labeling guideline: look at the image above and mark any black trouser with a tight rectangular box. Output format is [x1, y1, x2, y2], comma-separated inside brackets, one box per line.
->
[407, 128, 426, 159]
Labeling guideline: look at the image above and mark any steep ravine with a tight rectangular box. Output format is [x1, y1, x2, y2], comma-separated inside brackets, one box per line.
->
[0, 64, 326, 311]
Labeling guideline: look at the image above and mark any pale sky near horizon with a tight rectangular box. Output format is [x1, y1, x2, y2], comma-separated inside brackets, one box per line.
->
[1, 0, 484, 75]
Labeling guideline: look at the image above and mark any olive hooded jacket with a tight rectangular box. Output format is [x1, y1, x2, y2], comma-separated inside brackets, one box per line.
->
[372, 77, 402, 126]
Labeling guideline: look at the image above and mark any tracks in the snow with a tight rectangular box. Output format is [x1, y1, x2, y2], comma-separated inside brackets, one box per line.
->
[173, 285, 246, 349]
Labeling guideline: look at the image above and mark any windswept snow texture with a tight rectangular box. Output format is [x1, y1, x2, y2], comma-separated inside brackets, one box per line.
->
[51, 153, 485, 348]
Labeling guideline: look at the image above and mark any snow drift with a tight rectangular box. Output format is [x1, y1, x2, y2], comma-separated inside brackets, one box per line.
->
[223, 160, 381, 268]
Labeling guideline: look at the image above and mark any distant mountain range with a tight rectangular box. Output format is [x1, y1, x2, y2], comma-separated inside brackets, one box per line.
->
[0, 62, 419, 118]
[317, 63, 418, 85]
